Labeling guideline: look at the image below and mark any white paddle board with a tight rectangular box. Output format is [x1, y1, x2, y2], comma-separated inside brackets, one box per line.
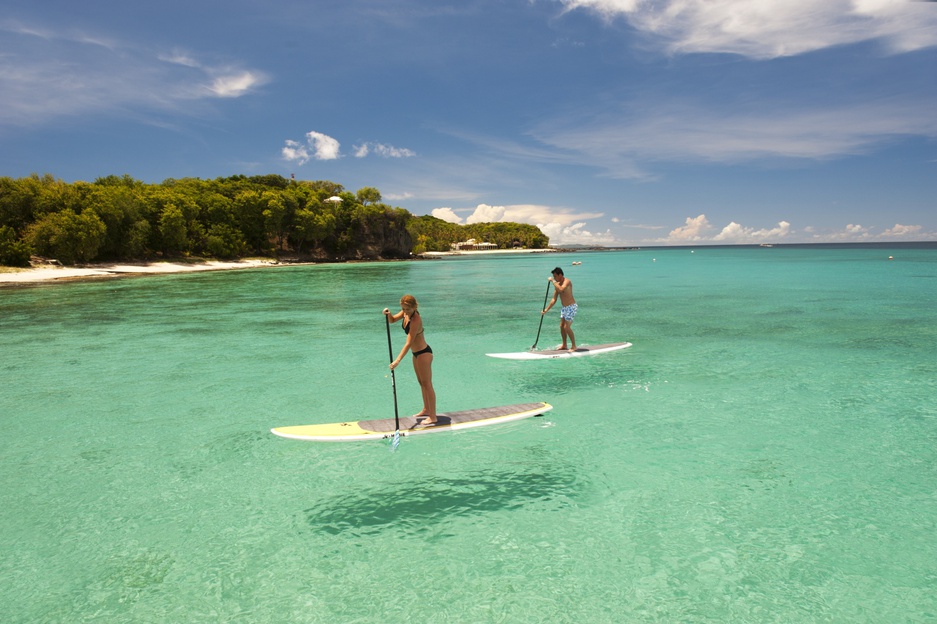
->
[487, 342, 632, 360]
[271, 402, 552, 442]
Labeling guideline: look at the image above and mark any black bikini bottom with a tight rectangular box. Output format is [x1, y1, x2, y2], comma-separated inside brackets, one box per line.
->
[412, 345, 433, 358]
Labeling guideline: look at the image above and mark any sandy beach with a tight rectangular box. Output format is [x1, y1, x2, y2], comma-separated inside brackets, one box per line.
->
[0, 259, 282, 286]
[0, 248, 563, 287]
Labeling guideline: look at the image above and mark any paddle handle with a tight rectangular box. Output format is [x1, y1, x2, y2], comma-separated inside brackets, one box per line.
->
[531, 280, 552, 350]
[385, 315, 400, 431]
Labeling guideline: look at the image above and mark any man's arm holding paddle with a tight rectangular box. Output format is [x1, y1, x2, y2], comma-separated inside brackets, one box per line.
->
[542, 287, 558, 315]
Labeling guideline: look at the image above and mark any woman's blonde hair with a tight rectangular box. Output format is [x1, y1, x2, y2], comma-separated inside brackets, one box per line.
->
[400, 294, 418, 310]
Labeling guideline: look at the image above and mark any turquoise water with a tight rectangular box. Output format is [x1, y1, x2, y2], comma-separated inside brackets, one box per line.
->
[2, 245, 936, 623]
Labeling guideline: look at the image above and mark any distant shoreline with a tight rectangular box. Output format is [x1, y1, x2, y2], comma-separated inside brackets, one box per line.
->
[420, 248, 560, 257]
[3, 241, 933, 288]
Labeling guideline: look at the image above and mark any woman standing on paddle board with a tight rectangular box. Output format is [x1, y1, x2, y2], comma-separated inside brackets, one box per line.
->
[542, 267, 577, 350]
[383, 295, 437, 424]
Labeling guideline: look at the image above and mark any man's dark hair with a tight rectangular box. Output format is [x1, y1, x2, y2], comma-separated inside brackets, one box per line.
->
[552, 267, 564, 276]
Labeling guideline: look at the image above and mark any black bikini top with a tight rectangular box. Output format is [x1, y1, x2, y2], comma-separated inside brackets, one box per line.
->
[403, 311, 420, 335]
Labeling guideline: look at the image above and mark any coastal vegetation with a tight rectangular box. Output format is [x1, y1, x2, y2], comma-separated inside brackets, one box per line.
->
[0, 174, 549, 266]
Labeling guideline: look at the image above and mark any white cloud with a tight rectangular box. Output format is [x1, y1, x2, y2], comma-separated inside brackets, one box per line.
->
[713, 220, 792, 243]
[461, 203, 604, 226]
[429, 204, 931, 247]
[436, 202, 608, 245]
[805, 222, 935, 243]
[466, 204, 507, 224]
[431, 207, 463, 223]
[560, 0, 937, 59]
[667, 214, 713, 242]
[306, 131, 341, 160]
[654, 216, 931, 245]
[281, 140, 310, 166]
[821, 223, 874, 241]
[283, 131, 341, 164]
[539, 221, 617, 246]
[882, 223, 923, 237]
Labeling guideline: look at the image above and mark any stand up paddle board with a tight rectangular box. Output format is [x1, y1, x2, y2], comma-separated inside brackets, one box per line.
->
[271, 402, 552, 442]
[487, 342, 632, 360]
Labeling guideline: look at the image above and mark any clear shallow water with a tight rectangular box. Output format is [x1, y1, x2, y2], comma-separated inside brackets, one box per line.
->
[1, 246, 935, 623]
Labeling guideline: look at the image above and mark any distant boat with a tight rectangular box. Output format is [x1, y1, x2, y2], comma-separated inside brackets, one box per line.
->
[760, 244, 774, 247]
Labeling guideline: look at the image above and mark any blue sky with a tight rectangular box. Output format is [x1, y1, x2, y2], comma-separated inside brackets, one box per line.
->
[2, 0, 936, 246]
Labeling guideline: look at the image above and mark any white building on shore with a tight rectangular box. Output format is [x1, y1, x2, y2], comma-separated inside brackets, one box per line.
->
[450, 238, 497, 251]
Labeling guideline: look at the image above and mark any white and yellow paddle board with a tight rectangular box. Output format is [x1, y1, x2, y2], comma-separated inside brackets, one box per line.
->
[271, 402, 552, 442]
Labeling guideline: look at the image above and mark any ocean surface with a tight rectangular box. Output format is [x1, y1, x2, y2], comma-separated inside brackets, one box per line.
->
[1, 244, 935, 623]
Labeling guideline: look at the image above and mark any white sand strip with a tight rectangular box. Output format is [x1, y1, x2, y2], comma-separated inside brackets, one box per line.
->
[0, 259, 278, 285]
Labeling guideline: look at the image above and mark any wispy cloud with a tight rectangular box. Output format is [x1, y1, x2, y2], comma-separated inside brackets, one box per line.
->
[353, 142, 416, 158]
[529, 98, 937, 178]
[284, 134, 416, 164]
[436, 94, 937, 181]
[560, 0, 937, 58]
[0, 22, 267, 127]
[207, 71, 265, 98]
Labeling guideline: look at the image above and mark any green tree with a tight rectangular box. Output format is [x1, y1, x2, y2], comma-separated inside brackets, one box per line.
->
[293, 206, 336, 253]
[262, 191, 292, 254]
[0, 177, 34, 232]
[26, 209, 106, 264]
[87, 184, 148, 259]
[158, 205, 188, 256]
[205, 224, 248, 259]
[232, 190, 267, 253]
[126, 220, 153, 259]
[356, 187, 382, 205]
[0, 225, 31, 267]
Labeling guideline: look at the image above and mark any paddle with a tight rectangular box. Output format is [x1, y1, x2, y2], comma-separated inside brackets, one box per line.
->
[385, 314, 401, 449]
[531, 280, 552, 351]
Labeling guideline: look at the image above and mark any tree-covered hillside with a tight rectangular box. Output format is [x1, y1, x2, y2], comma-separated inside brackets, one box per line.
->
[0, 174, 549, 266]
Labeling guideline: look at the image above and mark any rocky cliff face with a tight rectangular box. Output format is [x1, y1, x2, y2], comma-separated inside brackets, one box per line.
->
[355, 220, 413, 259]
[291, 220, 413, 261]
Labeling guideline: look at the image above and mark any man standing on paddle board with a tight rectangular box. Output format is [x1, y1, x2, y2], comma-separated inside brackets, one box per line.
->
[542, 267, 577, 350]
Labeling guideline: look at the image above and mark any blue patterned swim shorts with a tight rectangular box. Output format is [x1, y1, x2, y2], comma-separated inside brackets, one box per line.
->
[560, 303, 578, 322]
